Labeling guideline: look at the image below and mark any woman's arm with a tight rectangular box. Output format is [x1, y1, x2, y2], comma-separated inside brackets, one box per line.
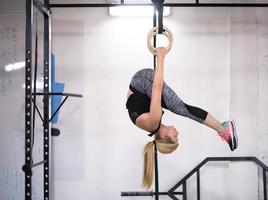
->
[136, 47, 167, 131]
[149, 48, 166, 121]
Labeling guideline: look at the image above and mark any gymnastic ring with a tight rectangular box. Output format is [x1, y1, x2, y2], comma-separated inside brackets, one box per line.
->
[147, 26, 173, 55]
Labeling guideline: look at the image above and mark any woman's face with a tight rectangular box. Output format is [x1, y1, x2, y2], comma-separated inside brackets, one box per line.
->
[164, 126, 179, 144]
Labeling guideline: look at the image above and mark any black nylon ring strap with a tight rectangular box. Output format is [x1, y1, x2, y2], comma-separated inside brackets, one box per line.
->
[151, 0, 164, 34]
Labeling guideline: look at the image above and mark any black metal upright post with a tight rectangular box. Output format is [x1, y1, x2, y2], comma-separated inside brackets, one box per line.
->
[154, 144, 159, 200]
[263, 169, 267, 200]
[197, 169, 200, 200]
[153, 7, 157, 69]
[25, 0, 33, 199]
[153, 6, 159, 200]
[43, 0, 50, 199]
[153, 2, 160, 200]
[25, 0, 51, 200]
[183, 181, 187, 200]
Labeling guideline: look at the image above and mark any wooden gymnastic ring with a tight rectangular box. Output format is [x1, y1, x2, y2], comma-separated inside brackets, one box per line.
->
[147, 26, 173, 55]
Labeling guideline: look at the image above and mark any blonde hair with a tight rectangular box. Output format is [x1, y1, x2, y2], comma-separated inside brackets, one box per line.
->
[142, 139, 178, 189]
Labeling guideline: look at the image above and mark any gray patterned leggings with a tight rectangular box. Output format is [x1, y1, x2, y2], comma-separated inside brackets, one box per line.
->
[130, 68, 208, 123]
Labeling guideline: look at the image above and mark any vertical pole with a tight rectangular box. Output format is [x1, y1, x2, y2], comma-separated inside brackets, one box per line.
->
[264, 169, 267, 200]
[153, 6, 156, 69]
[154, 143, 159, 200]
[153, 4, 158, 200]
[197, 170, 200, 200]
[183, 181, 187, 200]
[43, 0, 50, 199]
[25, 0, 33, 199]
[153, 6, 158, 199]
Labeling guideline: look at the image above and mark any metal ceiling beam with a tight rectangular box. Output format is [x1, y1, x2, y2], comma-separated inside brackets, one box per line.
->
[50, 2, 268, 8]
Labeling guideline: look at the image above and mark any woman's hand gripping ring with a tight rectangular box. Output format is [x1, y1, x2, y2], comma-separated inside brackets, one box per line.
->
[147, 26, 173, 55]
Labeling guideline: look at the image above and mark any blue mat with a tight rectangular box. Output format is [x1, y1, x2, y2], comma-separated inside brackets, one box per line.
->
[51, 54, 65, 124]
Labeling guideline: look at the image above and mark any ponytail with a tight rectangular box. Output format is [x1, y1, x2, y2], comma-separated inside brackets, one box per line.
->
[142, 141, 155, 189]
[142, 139, 178, 190]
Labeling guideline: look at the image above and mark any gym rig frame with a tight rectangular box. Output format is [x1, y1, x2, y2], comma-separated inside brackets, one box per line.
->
[24, 0, 268, 200]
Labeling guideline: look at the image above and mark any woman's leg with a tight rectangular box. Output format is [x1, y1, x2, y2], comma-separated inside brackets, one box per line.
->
[130, 69, 224, 132]
[161, 80, 227, 133]
[203, 113, 225, 133]
[130, 68, 237, 150]
[130, 68, 154, 95]
[161, 79, 238, 151]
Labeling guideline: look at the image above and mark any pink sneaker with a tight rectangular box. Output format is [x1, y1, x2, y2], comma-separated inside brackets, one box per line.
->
[220, 120, 238, 151]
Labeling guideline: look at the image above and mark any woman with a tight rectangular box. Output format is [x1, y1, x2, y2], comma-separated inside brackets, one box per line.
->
[126, 47, 238, 189]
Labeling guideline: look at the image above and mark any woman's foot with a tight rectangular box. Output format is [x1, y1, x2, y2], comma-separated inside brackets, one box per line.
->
[219, 120, 238, 151]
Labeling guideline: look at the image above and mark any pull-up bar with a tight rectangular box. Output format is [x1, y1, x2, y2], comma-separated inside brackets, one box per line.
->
[49, 2, 268, 8]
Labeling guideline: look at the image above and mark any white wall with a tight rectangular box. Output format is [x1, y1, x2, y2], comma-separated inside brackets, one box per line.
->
[50, 7, 268, 200]
[0, 4, 268, 200]
[0, 13, 25, 200]
[0, 11, 45, 200]
[257, 8, 268, 200]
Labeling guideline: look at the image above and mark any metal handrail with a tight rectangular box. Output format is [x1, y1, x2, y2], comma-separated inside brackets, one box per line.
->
[121, 156, 268, 200]
[168, 157, 268, 200]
